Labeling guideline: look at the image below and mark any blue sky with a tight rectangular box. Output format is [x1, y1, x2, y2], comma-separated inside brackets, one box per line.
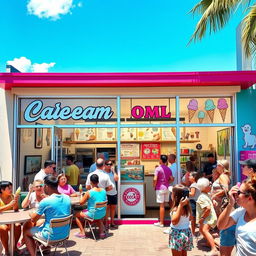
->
[0, 0, 243, 73]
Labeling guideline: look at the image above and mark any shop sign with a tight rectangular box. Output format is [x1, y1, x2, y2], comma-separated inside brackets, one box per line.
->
[131, 105, 171, 119]
[24, 100, 114, 122]
[122, 187, 141, 206]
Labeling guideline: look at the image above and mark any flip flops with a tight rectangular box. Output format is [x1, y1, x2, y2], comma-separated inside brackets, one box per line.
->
[74, 232, 86, 239]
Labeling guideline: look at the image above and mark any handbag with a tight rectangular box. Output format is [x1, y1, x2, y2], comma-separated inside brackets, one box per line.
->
[220, 184, 229, 211]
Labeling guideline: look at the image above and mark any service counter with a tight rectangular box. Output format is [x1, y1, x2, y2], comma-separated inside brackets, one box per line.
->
[145, 174, 158, 208]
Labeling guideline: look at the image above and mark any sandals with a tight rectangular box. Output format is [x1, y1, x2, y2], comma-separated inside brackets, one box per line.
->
[110, 224, 118, 229]
[74, 232, 86, 239]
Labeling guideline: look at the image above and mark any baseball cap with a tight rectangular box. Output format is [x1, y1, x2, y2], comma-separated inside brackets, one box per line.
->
[239, 159, 256, 169]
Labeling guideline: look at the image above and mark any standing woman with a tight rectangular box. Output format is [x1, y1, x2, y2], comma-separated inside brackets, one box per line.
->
[211, 160, 230, 217]
[104, 160, 119, 228]
[211, 160, 235, 256]
[218, 175, 256, 256]
[0, 181, 21, 255]
[239, 159, 256, 180]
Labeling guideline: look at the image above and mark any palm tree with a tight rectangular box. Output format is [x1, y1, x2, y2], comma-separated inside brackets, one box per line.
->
[189, 0, 256, 58]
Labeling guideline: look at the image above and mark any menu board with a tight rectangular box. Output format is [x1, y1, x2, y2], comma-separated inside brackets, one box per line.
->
[121, 144, 140, 159]
[96, 128, 116, 141]
[141, 143, 161, 160]
[137, 128, 161, 141]
[161, 127, 176, 141]
[73, 127, 96, 141]
[121, 128, 137, 141]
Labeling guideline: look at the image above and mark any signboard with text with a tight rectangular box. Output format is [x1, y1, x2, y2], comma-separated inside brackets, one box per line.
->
[141, 143, 161, 160]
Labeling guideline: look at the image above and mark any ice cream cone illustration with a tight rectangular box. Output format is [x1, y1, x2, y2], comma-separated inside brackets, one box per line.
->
[197, 111, 205, 124]
[187, 99, 198, 122]
[217, 98, 228, 122]
[205, 99, 216, 123]
[75, 128, 80, 140]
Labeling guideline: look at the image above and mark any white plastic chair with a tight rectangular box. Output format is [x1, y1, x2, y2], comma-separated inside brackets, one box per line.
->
[33, 214, 73, 256]
[84, 201, 107, 241]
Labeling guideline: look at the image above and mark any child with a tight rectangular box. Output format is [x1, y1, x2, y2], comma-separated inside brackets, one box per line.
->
[197, 178, 218, 256]
[169, 184, 193, 256]
[0, 181, 21, 255]
[188, 171, 201, 236]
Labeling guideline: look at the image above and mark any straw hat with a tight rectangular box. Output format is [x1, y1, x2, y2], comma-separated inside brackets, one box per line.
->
[217, 159, 229, 171]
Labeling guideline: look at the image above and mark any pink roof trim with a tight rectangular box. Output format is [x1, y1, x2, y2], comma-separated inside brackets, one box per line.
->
[0, 71, 256, 90]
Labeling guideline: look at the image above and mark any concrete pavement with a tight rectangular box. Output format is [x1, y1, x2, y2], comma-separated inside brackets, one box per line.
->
[51, 224, 236, 255]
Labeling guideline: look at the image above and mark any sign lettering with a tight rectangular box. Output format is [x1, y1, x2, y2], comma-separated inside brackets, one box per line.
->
[24, 100, 114, 122]
[131, 105, 171, 119]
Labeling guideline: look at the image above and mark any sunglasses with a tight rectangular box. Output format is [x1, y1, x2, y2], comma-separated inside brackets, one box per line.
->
[106, 163, 112, 166]
[237, 190, 248, 196]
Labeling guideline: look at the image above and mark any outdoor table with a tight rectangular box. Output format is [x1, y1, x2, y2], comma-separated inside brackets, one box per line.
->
[70, 195, 81, 206]
[0, 209, 31, 256]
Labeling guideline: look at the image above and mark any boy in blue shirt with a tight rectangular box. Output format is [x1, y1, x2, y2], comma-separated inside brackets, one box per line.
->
[23, 175, 71, 256]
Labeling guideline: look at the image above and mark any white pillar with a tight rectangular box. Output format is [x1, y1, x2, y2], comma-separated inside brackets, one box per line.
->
[0, 87, 14, 181]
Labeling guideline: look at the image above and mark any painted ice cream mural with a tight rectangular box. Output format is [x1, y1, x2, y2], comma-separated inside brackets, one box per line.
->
[187, 99, 198, 122]
[197, 111, 205, 124]
[217, 98, 228, 122]
[205, 99, 216, 123]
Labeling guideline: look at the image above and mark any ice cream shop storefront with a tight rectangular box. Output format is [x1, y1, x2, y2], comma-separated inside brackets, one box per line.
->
[1, 71, 256, 221]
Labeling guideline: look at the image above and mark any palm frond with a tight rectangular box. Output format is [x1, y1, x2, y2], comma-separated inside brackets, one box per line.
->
[242, 4, 256, 57]
[189, 0, 242, 44]
[189, 0, 213, 15]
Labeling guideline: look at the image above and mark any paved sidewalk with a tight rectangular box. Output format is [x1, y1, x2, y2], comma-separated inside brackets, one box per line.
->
[53, 225, 235, 255]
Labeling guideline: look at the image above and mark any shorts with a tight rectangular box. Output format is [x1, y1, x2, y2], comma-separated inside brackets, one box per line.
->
[169, 228, 193, 251]
[220, 224, 236, 247]
[189, 199, 196, 217]
[107, 194, 118, 205]
[156, 190, 169, 203]
[31, 226, 47, 241]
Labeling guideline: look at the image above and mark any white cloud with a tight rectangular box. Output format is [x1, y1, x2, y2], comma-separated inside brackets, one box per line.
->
[32, 62, 56, 72]
[7, 57, 32, 72]
[27, 0, 76, 20]
[7, 57, 55, 72]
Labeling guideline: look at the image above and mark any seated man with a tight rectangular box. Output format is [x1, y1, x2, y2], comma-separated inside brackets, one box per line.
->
[23, 175, 71, 256]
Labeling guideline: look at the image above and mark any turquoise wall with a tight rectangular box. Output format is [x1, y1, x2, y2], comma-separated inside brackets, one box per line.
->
[236, 86, 256, 180]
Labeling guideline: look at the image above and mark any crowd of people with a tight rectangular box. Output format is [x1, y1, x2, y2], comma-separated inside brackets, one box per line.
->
[1, 153, 256, 255]
[153, 153, 256, 256]
[0, 156, 118, 256]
